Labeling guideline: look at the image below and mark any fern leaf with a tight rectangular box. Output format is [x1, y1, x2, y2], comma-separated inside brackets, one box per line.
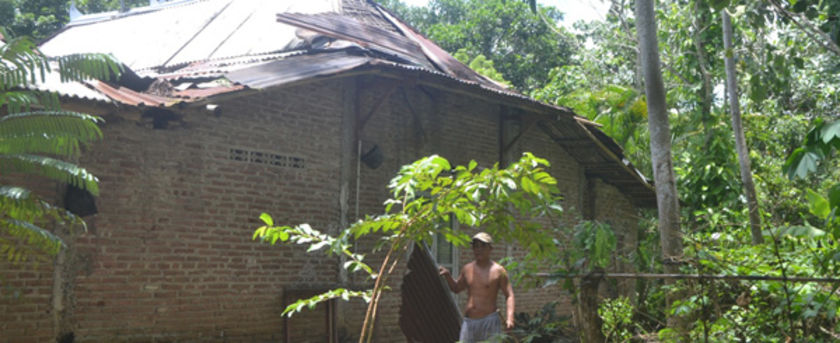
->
[0, 154, 99, 195]
[1, 219, 63, 258]
[54, 53, 123, 83]
[0, 186, 86, 227]
[0, 111, 103, 157]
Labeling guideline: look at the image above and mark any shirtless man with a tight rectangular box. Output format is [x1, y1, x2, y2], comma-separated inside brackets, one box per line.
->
[439, 232, 515, 342]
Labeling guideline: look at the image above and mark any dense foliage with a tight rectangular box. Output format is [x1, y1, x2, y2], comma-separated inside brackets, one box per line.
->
[382, 0, 840, 340]
[0, 0, 146, 41]
[255, 153, 565, 342]
[0, 28, 121, 269]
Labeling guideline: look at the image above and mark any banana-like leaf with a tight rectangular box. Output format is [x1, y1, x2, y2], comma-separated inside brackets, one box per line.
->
[0, 154, 99, 195]
[0, 111, 103, 156]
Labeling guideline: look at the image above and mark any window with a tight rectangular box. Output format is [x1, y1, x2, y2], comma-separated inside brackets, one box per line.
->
[431, 217, 459, 278]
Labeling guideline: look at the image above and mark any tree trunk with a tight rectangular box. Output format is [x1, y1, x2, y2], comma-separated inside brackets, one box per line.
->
[635, 0, 686, 332]
[692, 0, 713, 143]
[576, 270, 606, 343]
[722, 11, 763, 245]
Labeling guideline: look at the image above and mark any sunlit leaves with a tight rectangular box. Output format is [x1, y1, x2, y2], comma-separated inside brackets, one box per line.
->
[253, 153, 565, 317]
[281, 289, 373, 317]
[806, 188, 831, 219]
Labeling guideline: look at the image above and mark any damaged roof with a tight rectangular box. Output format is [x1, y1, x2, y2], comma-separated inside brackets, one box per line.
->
[38, 0, 656, 207]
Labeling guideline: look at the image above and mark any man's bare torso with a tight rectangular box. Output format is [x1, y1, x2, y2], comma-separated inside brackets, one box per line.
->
[462, 260, 504, 318]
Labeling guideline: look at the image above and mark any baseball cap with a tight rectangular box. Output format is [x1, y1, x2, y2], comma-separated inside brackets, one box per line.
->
[472, 232, 493, 244]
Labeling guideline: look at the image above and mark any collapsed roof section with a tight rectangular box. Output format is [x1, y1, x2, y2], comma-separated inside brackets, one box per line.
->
[37, 0, 656, 207]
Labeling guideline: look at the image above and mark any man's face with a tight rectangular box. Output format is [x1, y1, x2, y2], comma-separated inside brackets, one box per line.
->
[471, 240, 491, 259]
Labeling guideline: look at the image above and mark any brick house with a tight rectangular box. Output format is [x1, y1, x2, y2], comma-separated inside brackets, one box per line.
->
[1, 0, 656, 341]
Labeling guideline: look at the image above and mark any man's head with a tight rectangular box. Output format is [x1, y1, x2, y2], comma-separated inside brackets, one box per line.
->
[471, 232, 493, 261]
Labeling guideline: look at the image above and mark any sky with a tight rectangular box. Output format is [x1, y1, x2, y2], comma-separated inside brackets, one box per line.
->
[399, 0, 610, 28]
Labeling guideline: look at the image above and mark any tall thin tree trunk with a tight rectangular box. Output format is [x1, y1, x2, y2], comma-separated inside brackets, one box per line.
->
[722, 11, 763, 245]
[692, 0, 713, 144]
[635, 0, 686, 333]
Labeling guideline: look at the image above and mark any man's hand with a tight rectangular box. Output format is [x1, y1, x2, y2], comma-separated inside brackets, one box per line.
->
[505, 317, 514, 330]
[439, 266, 451, 278]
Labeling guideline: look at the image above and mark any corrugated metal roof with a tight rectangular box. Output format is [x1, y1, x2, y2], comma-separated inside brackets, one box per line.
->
[91, 81, 175, 107]
[28, 68, 112, 103]
[400, 244, 461, 342]
[38, 0, 656, 206]
[226, 50, 369, 89]
[275, 12, 433, 70]
[40, 0, 342, 71]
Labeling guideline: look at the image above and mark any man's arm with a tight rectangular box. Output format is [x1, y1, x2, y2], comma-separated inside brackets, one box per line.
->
[439, 266, 467, 293]
[500, 268, 515, 330]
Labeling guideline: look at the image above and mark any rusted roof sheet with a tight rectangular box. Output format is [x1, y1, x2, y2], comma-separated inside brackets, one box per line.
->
[375, 6, 509, 91]
[90, 81, 175, 107]
[89, 79, 244, 106]
[400, 244, 461, 342]
[276, 12, 433, 69]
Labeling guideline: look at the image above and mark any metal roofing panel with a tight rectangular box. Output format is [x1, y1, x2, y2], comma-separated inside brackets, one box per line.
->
[226, 51, 370, 89]
[40, 0, 342, 71]
[276, 12, 433, 69]
[400, 244, 461, 342]
[28, 69, 112, 103]
[42, 0, 235, 69]
[91, 80, 175, 107]
[375, 5, 508, 91]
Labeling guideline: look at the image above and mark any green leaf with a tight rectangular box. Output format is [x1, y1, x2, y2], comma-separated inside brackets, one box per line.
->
[806, 188, 831, 219]
[521, 176, 537, 194]
[259, 213, 274, 226]
[821, 120, 840, 144]
[0, 154, 99, 195]
[828, 184, 840, 210]
[784, 148, 821, 180]
[777, 225, 826, 238]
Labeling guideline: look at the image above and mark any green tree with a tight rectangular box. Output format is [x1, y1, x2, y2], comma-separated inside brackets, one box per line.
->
[0, 0, 147, 41]
[254, 153, 564, 343]
[1, 28, 121, 266]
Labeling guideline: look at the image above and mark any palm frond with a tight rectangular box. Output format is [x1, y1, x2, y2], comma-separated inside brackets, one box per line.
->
[0, 186, 87, 227]
[0, 34, 49, 90]
[55, 53, 123, 83]
[0, 154, 99, 195]
[0, 186, 40, 221]
[0, 111, 103, 157]
[1, 219, 63, 261]
[0, 31, 122, 91]
[0, 89, 40, 113]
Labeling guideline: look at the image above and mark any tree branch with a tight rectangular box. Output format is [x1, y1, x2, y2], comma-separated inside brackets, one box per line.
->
[767, 0, 840, 58]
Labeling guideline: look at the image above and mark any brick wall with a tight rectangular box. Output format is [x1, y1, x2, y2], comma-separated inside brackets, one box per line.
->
[1, 75, 642, 342]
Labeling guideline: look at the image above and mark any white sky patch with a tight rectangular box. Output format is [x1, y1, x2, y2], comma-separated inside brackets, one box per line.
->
[399, 0, 610, 29]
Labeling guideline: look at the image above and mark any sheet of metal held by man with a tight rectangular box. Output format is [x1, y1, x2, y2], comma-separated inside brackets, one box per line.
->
[439, 232, 515, 343]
